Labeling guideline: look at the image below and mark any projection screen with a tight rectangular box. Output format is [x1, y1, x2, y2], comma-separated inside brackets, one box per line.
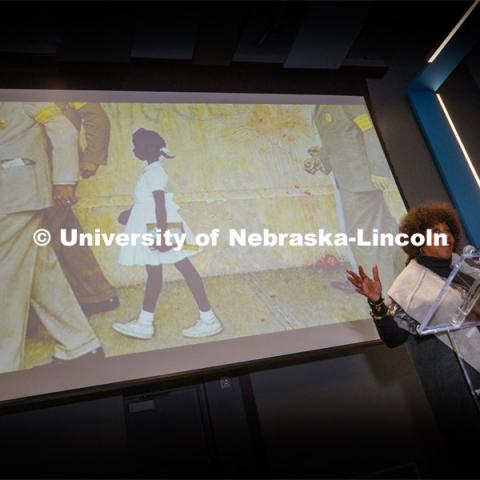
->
[0, 90, 407, 402]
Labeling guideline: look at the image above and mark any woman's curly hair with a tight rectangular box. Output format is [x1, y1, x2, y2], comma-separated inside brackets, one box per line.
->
[399, 201, 461, 262]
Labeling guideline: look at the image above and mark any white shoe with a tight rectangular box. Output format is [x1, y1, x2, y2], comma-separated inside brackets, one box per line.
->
[182, 314, 223, 338]
[112, 319, 154, 339]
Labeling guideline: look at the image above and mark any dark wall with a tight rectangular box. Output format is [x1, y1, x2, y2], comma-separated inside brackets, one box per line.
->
[250, 344, 446, 478]
[439, 61, 480, 177]
[0, 344, 446, 479]
[0, 395, 128, 478]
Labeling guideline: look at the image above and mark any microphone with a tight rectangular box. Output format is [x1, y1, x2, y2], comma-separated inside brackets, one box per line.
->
[462, 245, 480, 268]
[463, 245, 478, 255]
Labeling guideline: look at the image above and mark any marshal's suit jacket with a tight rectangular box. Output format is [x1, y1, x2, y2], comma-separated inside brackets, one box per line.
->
[313, 104, 379, 193]
[0, 102, 79, 215]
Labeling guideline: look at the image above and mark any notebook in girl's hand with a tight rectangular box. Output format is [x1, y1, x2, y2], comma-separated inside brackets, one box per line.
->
[146, 222, 199, 251]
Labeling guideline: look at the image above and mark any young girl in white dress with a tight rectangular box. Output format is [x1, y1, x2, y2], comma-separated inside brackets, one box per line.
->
[112, 128, 222, 339]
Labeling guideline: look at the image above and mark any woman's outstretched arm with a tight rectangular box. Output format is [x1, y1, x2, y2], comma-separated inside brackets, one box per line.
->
[368, 297, 410, 348]
[347, 265, 409, 348]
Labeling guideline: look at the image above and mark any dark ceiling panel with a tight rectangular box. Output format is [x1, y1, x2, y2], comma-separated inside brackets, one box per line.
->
[0, 31, 58, 56]
[131, 26, 197, 61]
[345, 1, 473, 67]
[57, 29, 132, 63]
[284, 2, 370, 69]
[232, 3, 306, 64]
[131, 6, 199, 60]
[0, 0, 472, 73]
[0, 2, 60, 55]
[192, 3, 248, 66]
[55, 4, 133, 63]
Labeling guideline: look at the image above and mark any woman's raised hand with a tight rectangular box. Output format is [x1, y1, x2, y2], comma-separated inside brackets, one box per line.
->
[346, 265, 383, 302]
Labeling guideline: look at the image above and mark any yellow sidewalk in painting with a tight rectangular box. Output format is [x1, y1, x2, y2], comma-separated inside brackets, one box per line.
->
[23, 266, 370, 370]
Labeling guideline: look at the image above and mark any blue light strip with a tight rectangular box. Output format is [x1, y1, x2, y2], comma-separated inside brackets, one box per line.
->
[407, 4, 480, 245]
[408, 90, 480, 243]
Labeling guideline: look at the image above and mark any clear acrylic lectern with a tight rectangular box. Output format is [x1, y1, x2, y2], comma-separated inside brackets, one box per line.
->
[416, 251, 480, 412]
[417, 252, 480, 335]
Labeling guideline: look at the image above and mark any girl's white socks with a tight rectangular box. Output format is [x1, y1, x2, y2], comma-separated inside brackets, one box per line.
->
[138, 309, 154, 325]
[199, 309, 216, 324]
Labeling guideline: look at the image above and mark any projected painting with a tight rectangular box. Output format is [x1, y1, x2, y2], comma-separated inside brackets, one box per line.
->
[0, 95, 406, 381]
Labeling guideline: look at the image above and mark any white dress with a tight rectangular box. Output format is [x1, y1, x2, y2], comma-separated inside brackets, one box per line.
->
[118, 161, 199, 266]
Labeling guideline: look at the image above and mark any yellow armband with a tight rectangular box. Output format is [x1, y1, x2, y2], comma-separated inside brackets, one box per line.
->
[353, 113, 373, 132]
[69, 102, 87, 110]
[33, 104, 63, 124]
